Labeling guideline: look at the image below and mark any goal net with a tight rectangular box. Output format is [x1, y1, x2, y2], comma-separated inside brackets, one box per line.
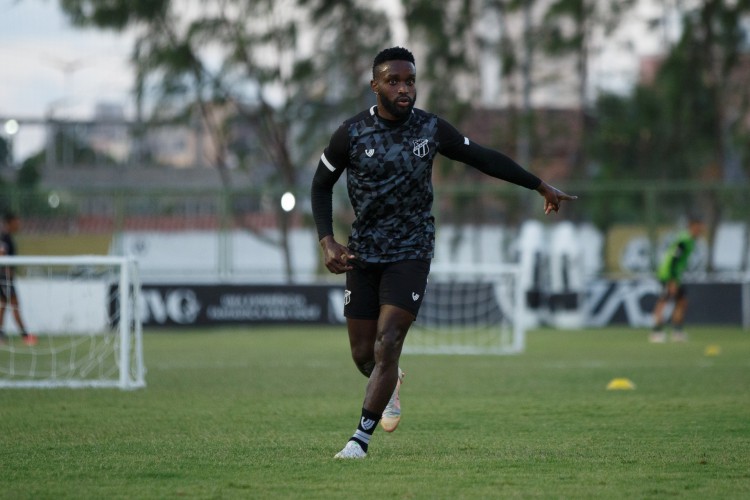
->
[0, 255, 145, 389]
[406, 263, 525, 355]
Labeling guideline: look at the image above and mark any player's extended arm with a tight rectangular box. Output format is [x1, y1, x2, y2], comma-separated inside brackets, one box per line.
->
[535, 180, 578, 215]
[443, 139, 577, 214]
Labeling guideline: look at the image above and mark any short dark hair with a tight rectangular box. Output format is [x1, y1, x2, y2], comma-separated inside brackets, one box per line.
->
[2, 211, 17, 223]
[372, 47, 415, 78]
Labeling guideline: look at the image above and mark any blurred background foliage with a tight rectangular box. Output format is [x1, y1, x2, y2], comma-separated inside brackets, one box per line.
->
[2, 0, 750, 279]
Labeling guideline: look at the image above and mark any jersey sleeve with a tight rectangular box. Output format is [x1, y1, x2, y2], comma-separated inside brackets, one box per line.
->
[436, 117, 541, 190]
[310, 124, 349, 241]
[320, 124, 350, 173]
[668, 240, 688, 278]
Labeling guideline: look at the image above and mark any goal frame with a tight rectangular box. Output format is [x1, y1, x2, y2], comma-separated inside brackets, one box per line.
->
[0, 255, 145, 390]
[405, 262, 526, 355]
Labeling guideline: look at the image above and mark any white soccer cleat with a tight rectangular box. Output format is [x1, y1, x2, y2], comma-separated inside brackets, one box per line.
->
[381, 368, 404, 433]
[334, 440, 367, 459]
[649, 331, 667, 344]
[671, 330, 688, 342]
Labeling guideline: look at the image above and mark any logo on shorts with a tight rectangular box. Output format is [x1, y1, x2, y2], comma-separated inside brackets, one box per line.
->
[412, 139, 429, 158]
[412, 292, 420, 301]
[365, 149, 374, 157]
[344, 289, 351, 305]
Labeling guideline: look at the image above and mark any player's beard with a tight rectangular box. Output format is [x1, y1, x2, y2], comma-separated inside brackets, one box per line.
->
[380, 92, 416, 120]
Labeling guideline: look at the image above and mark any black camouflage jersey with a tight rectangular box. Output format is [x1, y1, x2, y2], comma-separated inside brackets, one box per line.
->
[312, 106, 541, 263]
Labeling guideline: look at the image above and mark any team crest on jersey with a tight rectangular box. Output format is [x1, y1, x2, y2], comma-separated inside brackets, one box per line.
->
[412, 138, 429, 158]
[365, 149, 374, 157]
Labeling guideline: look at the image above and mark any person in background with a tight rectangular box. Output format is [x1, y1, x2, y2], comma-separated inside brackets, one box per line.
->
[650, 216, 705, 343]
[311, 46, 576, 459]
[0, 212, 37, 346]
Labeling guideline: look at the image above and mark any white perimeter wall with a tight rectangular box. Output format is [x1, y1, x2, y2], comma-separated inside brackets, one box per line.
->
[116, 229, 320, 283]
[3, 280, 110, 335]
[7, 222, 748, 333]
[111, 222, 748, 286]
[115, 225, 603, 283]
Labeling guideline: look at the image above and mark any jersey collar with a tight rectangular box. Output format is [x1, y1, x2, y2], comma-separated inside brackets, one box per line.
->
[371, 105, 413, 127]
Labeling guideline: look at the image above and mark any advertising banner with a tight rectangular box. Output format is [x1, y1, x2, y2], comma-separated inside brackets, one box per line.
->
[584, 280, 744, 327]
[138, 280, 745, 328]
[140, 284, 346, 327]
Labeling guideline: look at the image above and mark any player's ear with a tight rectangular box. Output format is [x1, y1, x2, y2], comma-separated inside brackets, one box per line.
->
[370, 79, 378, 94]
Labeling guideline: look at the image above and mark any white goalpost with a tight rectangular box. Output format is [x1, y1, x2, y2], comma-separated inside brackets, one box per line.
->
[406, 263, 526, 355]
[0, 255, 145, 390]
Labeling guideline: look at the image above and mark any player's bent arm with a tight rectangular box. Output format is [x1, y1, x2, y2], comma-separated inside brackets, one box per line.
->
[310, 159, 352, 274]
[310, 159, 344, 241]
[319, 235, 354, 274]
[311, 123, 350, 240]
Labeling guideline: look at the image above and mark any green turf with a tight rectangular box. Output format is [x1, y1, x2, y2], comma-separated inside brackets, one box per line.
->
[0, 326, 748, 499]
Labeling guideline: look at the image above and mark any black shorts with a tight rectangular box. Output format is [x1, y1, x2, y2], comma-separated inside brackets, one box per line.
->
[0, 278, 17, 301]
[344, 259, 430, 320]
[660, 280, 686, 300]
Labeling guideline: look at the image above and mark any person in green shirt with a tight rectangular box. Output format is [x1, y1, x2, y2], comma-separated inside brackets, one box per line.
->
[650, 217, 705, 343]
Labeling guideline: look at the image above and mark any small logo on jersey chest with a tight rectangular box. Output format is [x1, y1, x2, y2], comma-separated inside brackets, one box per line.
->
[412, 139, 429, 158]
[365, 149, 374, 157]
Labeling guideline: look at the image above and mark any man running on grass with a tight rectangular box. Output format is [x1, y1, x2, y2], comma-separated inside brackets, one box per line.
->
[310, 46, 576, 459]
[650, 216, 705, 343]
[0, 212, 37, 346]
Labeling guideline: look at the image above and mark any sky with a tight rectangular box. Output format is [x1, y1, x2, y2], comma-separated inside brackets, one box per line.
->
[0, 0, 667, 163]
[0, 0, 409, 162]
[0, 0, 136, 160]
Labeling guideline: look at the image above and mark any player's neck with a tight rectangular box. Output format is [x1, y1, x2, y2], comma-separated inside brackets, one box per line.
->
[374, 106, 411, 126]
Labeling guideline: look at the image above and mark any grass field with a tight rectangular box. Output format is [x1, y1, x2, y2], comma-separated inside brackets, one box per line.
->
[1, 326, 748, 499]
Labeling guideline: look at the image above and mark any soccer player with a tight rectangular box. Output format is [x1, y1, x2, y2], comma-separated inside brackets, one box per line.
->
[650, 216, 705, 343]
[310, 47, 576, 459]
[0, 212, 37, 346]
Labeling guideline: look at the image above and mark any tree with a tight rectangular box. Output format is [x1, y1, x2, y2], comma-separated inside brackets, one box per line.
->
[403, 0, 505, 258]
[0, 136, 10, 168]
[540, 0, 635, 175]
[587, 1, 750, 267]
[590, 1, 750, 182]
[55, 0, 392, 282]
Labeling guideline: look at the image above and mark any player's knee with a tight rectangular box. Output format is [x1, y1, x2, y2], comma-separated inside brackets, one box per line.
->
[350, 344, 374, 375]
[354, 359, 375, 377]
[375, 327, 406, 360]
[660, 290, 675, 301]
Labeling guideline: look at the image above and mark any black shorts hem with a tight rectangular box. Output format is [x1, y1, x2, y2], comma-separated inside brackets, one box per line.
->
[344, 312, 380, 321]
[380, 300, 420, 318]
[344, 301, 418, 320]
